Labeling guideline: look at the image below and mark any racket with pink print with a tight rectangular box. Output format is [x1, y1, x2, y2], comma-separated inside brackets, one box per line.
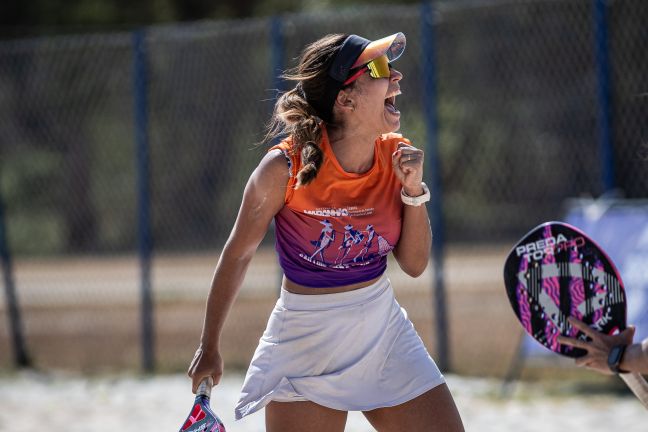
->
[503, 221, 648, 408]
[178, 377, 226, 432]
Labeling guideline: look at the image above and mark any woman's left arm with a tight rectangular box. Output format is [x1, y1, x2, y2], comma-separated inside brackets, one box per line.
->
[391, 143, 432, 277]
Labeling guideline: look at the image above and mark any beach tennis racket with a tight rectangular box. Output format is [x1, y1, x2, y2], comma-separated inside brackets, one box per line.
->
[178, 377, 226, 432]
[503, 221, 648, 408]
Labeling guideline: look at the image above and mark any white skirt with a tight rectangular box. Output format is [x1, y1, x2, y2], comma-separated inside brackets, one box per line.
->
[234, 274, 445, 420]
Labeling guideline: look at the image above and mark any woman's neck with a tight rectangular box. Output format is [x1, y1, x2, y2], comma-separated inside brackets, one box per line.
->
[327, 126, 377, 174]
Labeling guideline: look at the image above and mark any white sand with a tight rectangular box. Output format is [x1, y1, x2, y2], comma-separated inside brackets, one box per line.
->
[0, 371, 645, 431]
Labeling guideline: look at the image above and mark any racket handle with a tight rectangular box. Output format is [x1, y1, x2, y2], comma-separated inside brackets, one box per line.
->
[620, 372, 648, 410]
[197, 376, 214, 398]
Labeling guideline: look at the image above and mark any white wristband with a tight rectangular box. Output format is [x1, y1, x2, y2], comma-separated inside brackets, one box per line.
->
[401, 182, 431, 207]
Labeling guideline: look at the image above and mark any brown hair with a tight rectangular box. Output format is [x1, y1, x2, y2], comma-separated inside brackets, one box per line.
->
[264, 34, 347, 187]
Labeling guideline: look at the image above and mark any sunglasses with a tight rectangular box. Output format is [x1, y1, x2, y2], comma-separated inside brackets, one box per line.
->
[343, 55, 392, 86]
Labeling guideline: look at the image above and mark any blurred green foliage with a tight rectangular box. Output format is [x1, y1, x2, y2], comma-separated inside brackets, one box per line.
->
[0, 0, 423, 39]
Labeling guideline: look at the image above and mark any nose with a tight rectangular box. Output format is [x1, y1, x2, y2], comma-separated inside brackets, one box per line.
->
[390, 68, 403, 82]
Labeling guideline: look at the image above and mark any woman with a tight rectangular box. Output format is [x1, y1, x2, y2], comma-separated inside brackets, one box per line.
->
[187, 32, 465, 431]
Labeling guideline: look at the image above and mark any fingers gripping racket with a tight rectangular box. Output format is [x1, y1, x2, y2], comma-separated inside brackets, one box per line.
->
[179, 377, 226, 432]
[503, 221, 648, 408]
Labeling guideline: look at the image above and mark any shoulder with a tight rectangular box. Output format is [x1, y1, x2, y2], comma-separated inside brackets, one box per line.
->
[237, 149, 290, 215]
[269, 137, 300, 178]
[255, 148, 291, 185]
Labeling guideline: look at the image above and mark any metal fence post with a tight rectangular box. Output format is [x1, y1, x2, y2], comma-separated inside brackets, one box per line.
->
[132, 29, 154, 373]
[594, 0, 615, 193]
[421, 1, 449, 372]
[270, 16, 285, 98]
[0, 185, 31, 368]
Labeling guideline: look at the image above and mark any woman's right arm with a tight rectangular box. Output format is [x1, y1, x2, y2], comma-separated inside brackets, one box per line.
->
[187, 149, 289, 392]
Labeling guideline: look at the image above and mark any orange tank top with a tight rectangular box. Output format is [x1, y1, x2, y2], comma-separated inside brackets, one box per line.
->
[271, 126, 407, 288]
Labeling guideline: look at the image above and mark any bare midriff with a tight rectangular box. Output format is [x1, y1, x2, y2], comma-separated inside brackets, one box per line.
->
[282, 275, 382, 295]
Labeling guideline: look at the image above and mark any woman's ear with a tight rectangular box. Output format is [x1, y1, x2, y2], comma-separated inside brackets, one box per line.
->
[334, 88, 356, 114]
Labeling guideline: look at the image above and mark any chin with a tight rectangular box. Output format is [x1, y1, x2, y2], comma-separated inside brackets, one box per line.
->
[383, 120, 400, 134]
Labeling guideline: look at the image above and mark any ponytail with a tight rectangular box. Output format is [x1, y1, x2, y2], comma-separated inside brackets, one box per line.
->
[264, 84, 324, 188]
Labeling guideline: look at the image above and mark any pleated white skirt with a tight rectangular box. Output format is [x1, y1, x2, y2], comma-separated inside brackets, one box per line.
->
[235, 274, 445, 420]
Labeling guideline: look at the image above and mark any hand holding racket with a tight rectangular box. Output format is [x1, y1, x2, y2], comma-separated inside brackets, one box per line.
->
[178, 377, 226, 432]
[503, 221, 648, 409]
[558, 317, 635, 375]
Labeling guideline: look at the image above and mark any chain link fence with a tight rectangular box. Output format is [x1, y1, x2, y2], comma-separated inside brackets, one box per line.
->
[0, 0, 646, 375]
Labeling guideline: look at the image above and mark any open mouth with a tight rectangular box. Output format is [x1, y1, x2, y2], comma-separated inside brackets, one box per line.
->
[384, 93, 400, 114]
